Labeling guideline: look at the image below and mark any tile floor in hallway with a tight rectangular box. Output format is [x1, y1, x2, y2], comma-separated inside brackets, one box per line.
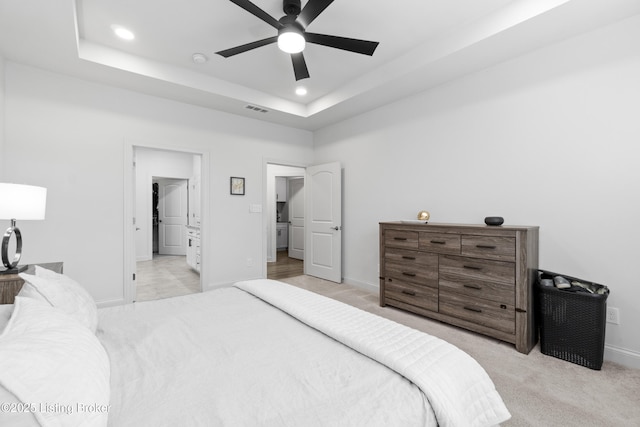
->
[135, 254, 200, 302]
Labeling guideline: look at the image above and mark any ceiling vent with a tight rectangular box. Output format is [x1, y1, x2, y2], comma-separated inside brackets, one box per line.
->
[245, 105, 269, 113]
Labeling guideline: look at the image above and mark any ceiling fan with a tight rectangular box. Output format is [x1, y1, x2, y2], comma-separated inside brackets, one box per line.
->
[215, 0, 380, 81]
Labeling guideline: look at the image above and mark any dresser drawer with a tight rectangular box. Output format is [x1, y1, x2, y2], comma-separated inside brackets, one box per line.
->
[439, 274, 514, 305]
[384, 278, 438, 312]
[385, 248, 437, 268]
[439, 291, 515, 334]
[384, 229, 419, 249]
[385, 257, 438, 288]
[419, 232, 461, 255]
[439, 255, 514, 285]
[461, 235, 515, 261]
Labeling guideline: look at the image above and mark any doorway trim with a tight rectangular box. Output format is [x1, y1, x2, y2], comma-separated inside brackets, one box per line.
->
[124, 140, 210, 304]
[262, 158, 309, 279]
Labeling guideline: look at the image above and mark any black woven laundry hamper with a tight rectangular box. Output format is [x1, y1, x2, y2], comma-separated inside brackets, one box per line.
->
[537, 270, 609, 370]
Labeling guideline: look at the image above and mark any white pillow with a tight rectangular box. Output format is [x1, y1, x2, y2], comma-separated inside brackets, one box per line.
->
[19, 266, 98, 333]
[0, 296, 110, 427]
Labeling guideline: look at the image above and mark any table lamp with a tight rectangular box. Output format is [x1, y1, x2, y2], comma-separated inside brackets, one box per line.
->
[0, 183, 47, 274]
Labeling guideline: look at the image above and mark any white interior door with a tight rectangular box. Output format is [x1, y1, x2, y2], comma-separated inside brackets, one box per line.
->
[305, 162, 342, 283]
[288, 177, 305, 260]
[157, 178, 188, 255]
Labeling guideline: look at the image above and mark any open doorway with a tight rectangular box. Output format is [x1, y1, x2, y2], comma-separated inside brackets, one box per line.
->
[133, 147, 203, 301]
[264, 161, 343, 283]
[266, 164, 305, 280]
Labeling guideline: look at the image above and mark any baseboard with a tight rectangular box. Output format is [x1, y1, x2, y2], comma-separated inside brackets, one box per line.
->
[604, 344, 640, 370]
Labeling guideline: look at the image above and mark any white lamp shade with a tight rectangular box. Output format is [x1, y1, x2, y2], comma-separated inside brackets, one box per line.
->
[0, 183, 47, 220]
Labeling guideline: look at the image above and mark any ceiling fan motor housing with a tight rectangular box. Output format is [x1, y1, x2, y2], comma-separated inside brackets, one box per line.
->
[283, 0, 301, 16]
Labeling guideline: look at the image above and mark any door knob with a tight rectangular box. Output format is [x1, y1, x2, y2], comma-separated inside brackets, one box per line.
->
[330, 226, 341, 231]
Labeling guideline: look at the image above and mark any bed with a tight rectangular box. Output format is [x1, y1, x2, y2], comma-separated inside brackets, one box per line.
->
[0, 267, 510, 427]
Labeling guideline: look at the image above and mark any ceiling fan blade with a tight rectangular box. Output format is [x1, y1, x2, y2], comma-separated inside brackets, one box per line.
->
[297, 0, 334, 28]
[229, 0, 283, 29]
[291, 53, 310, 81]
[215, 36, 278, 58]
[305, 33, 379, 56]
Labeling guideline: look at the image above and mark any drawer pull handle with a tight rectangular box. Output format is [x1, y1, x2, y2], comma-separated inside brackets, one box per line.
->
[463, 284, 481, 290]
[402, 272, 416, 277]
[464, 306, 482, 313]
[476, 245, 497, 249]
[401, 290, 416, 296]
[402, 256, 416, 260]
[394, 237, 408, 241]
[430, 240, 446, 245]
[463, 265, 481, 270]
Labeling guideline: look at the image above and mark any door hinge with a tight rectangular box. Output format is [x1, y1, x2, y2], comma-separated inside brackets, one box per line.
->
[133, 273, 136, 281]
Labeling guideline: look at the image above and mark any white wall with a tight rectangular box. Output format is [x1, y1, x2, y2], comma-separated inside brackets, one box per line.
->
[134, 147, 197, 261]
[314, 15, 640, 367]
[3, 62, 313, 304]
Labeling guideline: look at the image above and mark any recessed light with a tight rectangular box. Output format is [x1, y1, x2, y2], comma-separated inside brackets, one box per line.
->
[295, 87, 307, 96]
[111, 25, 135, 41]
[192, 53, 209, 64]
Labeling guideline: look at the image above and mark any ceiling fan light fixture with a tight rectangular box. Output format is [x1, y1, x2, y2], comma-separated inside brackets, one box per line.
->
[278, 28, 305, 54]
[217, 0, 380, 81]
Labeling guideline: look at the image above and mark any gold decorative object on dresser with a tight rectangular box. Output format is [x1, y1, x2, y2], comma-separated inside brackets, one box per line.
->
[0, 262, 63, 304]
[379, 222, 539, 354]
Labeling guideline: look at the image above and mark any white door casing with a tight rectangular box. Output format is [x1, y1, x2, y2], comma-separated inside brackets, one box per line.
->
[304, 162, 342, 283]
[125, 144, 208, 305]
[157, 178, 188, 255]
[288, 177, 304, 260]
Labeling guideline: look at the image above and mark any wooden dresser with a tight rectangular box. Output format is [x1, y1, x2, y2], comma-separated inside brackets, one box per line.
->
[0, 262, 64, 304]
[379, 222, 538, 353]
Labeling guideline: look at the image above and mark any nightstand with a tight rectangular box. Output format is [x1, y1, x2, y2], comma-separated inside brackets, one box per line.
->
[0, 262, 63, 304]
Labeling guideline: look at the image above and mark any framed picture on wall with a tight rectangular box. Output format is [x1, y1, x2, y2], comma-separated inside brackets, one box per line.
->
[230, 177, 245, 195]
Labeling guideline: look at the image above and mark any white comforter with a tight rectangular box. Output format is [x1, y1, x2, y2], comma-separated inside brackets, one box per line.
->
[235, 280, 510, 427]
[97, 279, 509, 427]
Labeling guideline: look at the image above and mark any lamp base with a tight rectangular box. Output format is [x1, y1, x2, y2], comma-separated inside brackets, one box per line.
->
[0, 264, 28, 275]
